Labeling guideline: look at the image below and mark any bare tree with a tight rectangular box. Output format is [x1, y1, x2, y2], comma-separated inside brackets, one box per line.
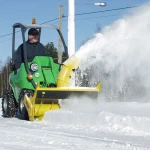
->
[0, 57, 12, 97]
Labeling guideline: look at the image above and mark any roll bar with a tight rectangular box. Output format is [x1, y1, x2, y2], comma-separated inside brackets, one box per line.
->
[12, 23, 68, 88]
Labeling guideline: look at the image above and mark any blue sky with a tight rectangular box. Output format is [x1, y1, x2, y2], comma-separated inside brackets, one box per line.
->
[0, 0, 149, 62]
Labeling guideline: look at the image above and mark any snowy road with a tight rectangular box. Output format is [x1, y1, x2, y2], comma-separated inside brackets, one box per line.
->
[0, 98, 150, 150]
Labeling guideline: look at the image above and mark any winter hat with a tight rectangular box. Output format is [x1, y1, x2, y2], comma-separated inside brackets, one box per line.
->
[28, 28, 39, 36]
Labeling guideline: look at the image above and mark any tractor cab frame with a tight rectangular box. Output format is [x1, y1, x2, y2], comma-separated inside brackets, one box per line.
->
[12, 23, 68, 88]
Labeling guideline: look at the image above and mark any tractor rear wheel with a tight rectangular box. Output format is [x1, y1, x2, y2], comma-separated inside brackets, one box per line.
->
[2, 91, 17, 118]
[18, 90, 33, 120]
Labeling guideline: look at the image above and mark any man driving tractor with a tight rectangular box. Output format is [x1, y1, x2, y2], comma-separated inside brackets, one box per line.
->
[15, 28, 50, 70]
[2, 22, 101, 121]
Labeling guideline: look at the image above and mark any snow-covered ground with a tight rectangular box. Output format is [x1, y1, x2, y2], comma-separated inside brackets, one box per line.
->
[0, 98, 150, 150]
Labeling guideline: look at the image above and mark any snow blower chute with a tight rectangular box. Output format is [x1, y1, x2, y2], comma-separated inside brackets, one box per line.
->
[2, 21, 102, 121]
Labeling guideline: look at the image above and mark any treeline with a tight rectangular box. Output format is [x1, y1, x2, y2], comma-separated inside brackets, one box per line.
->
[0, 57, 12, 97]
[0, 42, 67, 97]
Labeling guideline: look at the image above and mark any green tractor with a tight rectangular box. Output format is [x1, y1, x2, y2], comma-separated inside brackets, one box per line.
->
[2, 22, 102, 121]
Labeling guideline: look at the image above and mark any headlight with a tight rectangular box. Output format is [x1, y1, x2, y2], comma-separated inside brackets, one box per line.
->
[30, 63, 38, 72]
[35, 72, 40, 77]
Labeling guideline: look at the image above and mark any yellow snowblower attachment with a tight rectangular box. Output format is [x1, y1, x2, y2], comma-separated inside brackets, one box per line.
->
[24, 55, 102, 121]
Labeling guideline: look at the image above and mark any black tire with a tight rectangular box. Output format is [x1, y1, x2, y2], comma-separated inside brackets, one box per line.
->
[2, 91, 17, 118]
[18, 90, 33, 120]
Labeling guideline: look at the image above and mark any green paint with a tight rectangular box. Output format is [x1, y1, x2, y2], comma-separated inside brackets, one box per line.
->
[10, 56, 60, 102]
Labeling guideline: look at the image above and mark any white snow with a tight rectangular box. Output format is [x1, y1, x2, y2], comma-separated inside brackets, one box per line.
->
[75, 4, 150, 102]
[0, 98, 150, 150]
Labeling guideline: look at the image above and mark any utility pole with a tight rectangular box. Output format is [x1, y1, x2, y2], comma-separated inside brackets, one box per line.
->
[68, 0, 75, 57]
[58, 4, 63, 64]
[68, 0, 75, 86]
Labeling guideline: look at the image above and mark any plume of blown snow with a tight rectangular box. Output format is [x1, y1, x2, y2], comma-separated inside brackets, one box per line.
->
[75, 4, 150, 102]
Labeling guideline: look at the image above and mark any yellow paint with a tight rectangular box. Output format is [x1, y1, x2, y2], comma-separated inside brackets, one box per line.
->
[24, 83, 102, 121]
[23, 55, 102, 121]
[24, 90, 60, 121]
[57, 55, 80, 87]
[36, 83, 102, 92]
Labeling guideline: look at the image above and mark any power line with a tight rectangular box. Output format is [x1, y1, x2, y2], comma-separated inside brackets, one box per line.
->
[61, 5, 137, 18]
[75, 6, 137, 16]
[40, 18, 59, 25]
[0, 18, 59, 39]
[64, 13, 122, 22]
[0, 5, 137, 40]
[0, 34, 20, 43]
[0, 13, 124, 43]
[77, 14, 121, 20]
[0, 31, 20, 38]
[0, 21, 59, 43]
[0, 37, 12, 43]
[0, 33, 12, 38]
[0, 13, 129, 43]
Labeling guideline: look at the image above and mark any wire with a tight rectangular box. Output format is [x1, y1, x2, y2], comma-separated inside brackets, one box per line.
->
[0, 14, 122, 43]
[0, 37, 12, 43]
[0, 30, 20, 38]
[0, 13, 127, 43]
[0, 5, 137, 39]
[75, 6, 137, 16]
[40, 18, 59, 25]
[75, 13, 122, 21]
[0, 34, 21, 43]
[0, 33, 12, 38]
[0, 18, 59, 39]
[61, 5, 137, 19]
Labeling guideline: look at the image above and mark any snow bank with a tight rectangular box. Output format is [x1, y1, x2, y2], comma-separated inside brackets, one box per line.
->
[44, 102, 150, 138]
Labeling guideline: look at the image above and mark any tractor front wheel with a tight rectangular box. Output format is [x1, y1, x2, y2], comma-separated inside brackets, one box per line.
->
[2, 91, 17, 118]
[18, 90, 33, 120]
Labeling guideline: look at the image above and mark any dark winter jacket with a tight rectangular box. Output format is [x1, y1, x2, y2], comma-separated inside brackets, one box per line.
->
[14, 41, 50, 70]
